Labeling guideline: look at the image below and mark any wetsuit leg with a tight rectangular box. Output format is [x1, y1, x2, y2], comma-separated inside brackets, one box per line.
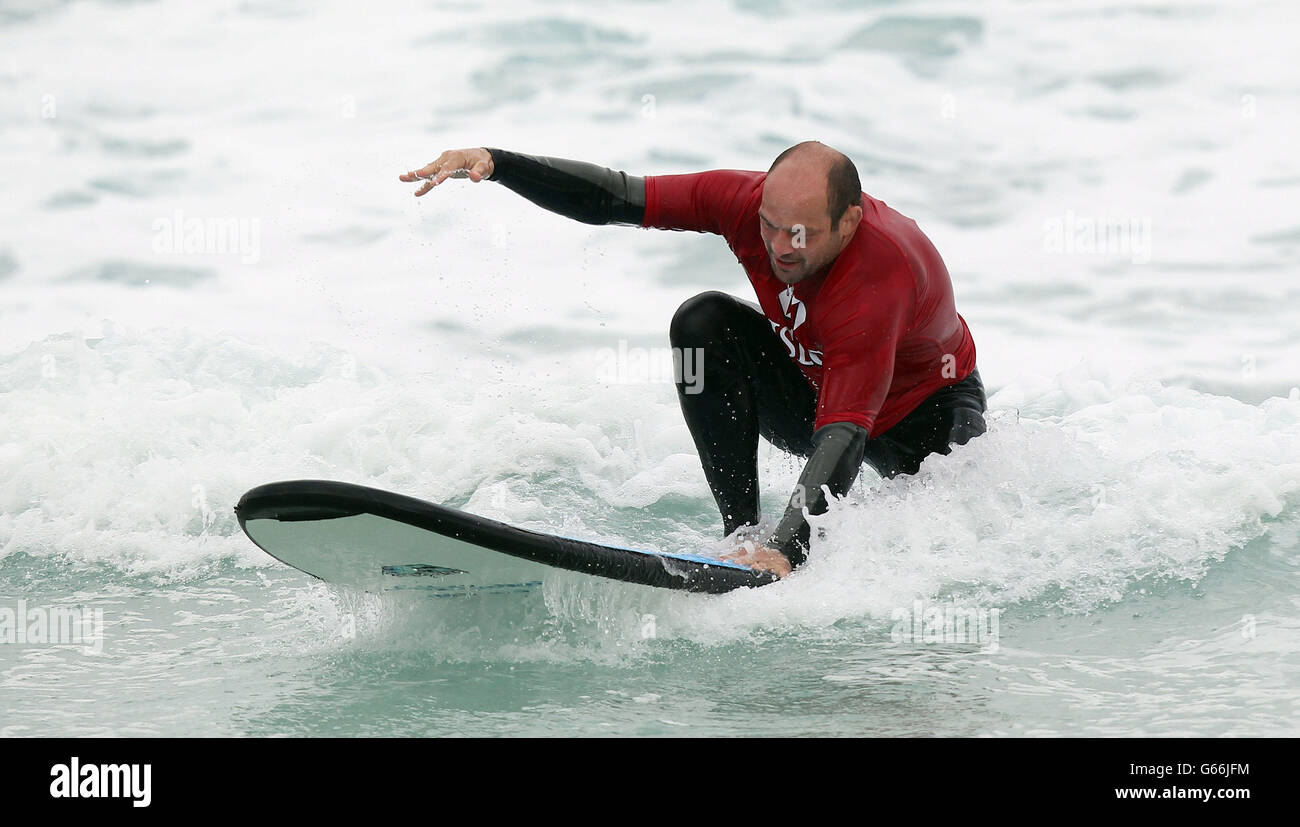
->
[862, 369, 988, 478]
[670, 291, 988, 534]
[669, 291, 817, 535]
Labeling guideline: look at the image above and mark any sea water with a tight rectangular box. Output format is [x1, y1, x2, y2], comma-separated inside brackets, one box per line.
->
[1, 0, 1297, 736]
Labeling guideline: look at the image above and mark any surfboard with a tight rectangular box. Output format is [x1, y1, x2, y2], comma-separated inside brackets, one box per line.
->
[235, 480, 776, 595]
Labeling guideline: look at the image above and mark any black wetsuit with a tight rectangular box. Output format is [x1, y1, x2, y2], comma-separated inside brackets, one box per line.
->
[484, 149, 987, 567]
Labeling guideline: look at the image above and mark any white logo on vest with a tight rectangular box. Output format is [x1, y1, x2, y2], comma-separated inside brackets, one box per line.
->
[779, 285, 807, 331]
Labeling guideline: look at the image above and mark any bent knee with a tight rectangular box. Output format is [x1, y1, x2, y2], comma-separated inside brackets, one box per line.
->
[669, 291, 739, 345]
[948, 407, 987, 446]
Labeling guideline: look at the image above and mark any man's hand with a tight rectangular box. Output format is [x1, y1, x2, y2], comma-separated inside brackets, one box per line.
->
[400, 148, 495, 196]
[722, 541, 793, 579]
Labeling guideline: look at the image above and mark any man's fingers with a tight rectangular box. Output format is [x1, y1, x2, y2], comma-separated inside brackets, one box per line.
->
[407, 160, 445, 181]
[403, 164, 456, 196]
[722, 544, 791, 579]
[401, 165, 438, 195]
[400, 150, 491, 192]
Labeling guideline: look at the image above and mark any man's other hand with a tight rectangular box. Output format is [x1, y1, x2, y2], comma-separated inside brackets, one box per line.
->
[723, 541, 793, 579]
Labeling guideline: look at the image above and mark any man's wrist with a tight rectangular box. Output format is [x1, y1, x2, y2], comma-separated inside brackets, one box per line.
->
[482, 147, 504, 181]
[769, 534, 807, 568]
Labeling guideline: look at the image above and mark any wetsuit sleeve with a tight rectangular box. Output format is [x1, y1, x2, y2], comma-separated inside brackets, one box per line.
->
[642, 170, 765, 237]
[766, 422, 869, 566]
[767, 265, 915, 567]
[483, 148, 645, 226]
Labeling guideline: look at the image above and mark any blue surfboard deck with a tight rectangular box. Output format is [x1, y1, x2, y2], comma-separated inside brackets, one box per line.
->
[235, 480, 775, 595]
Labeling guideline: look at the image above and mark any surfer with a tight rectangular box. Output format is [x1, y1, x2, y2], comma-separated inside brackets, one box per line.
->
[400, 144, 986, 579]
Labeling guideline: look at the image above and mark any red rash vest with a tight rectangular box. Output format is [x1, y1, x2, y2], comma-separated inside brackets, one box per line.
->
[643, 169, 977, 436]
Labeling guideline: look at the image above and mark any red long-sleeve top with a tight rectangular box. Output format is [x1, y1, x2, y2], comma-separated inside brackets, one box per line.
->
[644, 170, 976, 435]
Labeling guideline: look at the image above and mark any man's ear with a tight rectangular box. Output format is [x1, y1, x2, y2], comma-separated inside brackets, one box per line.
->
[839, 204, 863, 234]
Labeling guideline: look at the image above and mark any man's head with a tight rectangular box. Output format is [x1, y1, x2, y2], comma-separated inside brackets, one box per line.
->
[759, 141, 863, 284]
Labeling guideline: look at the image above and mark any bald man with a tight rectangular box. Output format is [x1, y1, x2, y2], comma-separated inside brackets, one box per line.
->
[400, 144, 986, 579]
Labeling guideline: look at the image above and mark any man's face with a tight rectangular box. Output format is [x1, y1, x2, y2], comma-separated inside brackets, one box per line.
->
[759, 164, 844, 285]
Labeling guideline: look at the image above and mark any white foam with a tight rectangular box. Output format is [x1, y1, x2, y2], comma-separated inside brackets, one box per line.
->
[3, 0, 1298, 654]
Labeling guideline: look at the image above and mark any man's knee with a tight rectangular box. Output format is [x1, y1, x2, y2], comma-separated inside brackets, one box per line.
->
[948, 407, 986, 446]
[669, 291, 736, 346]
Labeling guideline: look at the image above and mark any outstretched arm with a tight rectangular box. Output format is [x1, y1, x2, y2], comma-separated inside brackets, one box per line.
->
[400, 147, 645, 226]
[485, 149, 645, 226]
